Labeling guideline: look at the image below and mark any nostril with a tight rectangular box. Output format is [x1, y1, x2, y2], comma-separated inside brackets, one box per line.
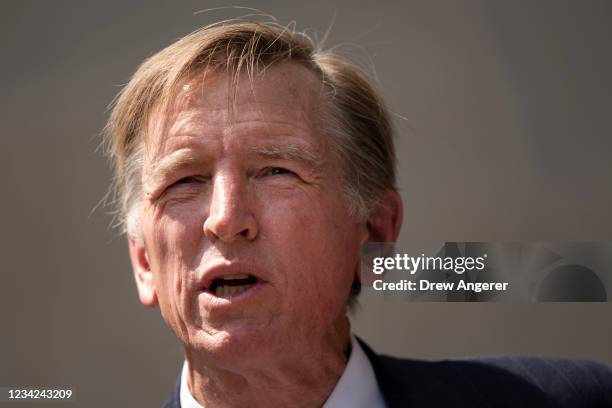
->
[202, 209, 258, 242]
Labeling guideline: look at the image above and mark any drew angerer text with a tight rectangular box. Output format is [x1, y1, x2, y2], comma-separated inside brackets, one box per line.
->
[373, 279, 509, 293]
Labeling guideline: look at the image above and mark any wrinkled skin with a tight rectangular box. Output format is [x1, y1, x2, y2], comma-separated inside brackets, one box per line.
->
[128, 62, 402, 407]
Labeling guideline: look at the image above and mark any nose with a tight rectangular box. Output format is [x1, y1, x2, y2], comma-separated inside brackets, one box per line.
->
[203, 174, 258, 242]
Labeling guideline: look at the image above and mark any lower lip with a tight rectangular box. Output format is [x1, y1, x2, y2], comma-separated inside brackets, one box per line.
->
[197, 282, 267, 309]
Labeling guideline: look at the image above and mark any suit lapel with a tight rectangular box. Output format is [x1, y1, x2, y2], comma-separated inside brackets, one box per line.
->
[162, 372, 181, 408]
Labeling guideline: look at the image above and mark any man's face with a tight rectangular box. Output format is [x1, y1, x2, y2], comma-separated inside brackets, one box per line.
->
[130, 63, 367, 363]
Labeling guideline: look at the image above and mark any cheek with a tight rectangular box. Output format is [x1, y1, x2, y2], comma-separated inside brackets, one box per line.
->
[263, 195, 359, 309]
[150, 199, 206, 262]
[143, 201, 205, 317]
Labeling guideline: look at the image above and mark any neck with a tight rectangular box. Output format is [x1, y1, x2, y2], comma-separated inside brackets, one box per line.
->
[184, 317, 351, 408]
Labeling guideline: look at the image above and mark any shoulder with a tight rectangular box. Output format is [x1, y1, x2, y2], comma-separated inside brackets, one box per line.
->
[358, 340, 612, 408]
[465, 354, 612, 396]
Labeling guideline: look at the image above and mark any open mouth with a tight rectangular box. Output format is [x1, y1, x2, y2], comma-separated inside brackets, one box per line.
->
[208, 274, 258, 298]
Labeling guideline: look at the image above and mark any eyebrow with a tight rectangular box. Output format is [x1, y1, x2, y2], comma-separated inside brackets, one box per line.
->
[249, 143, 324, 170]
[145, 149, 201, 196]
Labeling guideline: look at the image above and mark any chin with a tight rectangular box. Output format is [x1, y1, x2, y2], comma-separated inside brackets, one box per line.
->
[189, 320, 277, 359]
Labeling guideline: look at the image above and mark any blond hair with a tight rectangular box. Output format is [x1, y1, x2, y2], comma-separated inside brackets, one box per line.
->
[104, 20, 396, 238]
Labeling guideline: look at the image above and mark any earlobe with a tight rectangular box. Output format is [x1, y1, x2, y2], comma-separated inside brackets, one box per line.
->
[128, 237, 158, 307]
[365, 189, 403, 243]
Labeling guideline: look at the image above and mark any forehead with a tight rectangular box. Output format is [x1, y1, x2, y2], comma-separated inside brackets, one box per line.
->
[144, 62, 327, 159]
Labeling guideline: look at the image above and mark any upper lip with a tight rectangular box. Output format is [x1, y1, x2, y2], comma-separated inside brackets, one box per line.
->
[199, 261, 268, 291]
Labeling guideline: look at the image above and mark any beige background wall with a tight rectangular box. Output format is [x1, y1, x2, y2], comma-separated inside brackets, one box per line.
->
[1, 1, 611, 406]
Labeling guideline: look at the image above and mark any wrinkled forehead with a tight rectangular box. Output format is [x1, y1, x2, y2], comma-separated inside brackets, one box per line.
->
[143, 62, 329, 159]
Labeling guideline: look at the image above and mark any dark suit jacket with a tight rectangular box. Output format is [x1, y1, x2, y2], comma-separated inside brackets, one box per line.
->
[163, 338, 612, 407]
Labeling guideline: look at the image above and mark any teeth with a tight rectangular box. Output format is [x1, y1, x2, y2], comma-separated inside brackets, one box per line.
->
[222, 274, 250, 280]
[214, 284, 252, 297]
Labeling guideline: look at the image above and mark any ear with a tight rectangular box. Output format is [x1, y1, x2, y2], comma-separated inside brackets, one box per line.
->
[128, 236, 158, 307]
[365, 189, 403, 243]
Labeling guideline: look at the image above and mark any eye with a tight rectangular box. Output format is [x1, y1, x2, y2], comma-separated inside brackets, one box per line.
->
[261, 167, 294, 177]
[173, 176, 200, 185]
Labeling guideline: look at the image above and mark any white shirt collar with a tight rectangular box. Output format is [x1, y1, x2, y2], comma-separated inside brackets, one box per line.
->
[180, 359, 203, 408]
[322, 335, 386, 408]
[180, 335, 386, 408]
